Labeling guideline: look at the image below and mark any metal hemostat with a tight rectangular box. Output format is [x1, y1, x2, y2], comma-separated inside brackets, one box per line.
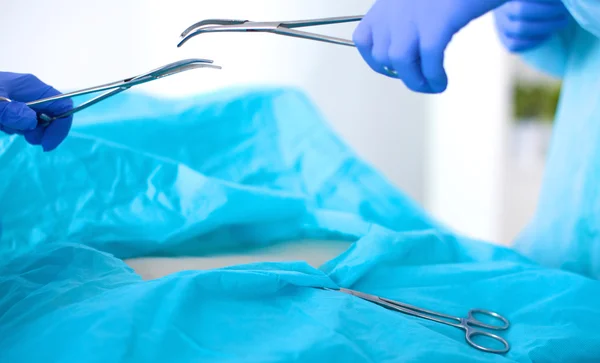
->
[178, 16, 363, 48]
[0, 59, 221, 126]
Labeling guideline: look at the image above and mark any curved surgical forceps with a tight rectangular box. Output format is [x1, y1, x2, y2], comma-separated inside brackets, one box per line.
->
[0, 58, 221, 127]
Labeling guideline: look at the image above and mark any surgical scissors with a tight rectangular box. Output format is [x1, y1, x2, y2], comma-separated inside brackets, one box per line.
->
[0, 58, 221, 127]
[178, 16, 363, 48]
[324, 287, 510, 355]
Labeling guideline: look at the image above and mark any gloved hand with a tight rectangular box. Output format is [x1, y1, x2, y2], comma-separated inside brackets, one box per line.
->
[0, 72, 73, 152]
[354, 0, 509, 93]
[494, 0, 570, 53]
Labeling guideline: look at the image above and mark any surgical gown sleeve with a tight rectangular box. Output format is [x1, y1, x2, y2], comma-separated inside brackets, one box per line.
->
[561, 0, 600, 39]
[519, 22, 577, 79]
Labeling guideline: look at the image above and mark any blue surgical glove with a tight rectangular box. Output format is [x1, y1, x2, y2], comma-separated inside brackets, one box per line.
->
[494, 0, 570, 53]
[0, 72, 73, 152]
[354, 0, 508, 93]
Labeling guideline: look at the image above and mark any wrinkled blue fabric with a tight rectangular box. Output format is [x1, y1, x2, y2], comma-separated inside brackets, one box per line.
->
[0, 88, 433, 260]
[512, 3, 600, 279]
[1, 88, 600, 362]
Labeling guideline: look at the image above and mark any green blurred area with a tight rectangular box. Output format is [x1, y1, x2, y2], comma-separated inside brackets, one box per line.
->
[513, 82, 562, 123]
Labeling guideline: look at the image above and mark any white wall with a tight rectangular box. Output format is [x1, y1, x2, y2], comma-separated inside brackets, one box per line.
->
[0, 0, 428, 203]
[426, 14, 512, 244]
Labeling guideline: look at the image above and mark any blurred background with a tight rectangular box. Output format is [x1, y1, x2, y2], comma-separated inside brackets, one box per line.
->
[1, 0, 559, 246]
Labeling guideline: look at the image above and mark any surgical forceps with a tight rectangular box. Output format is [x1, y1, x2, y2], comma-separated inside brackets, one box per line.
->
[324, 287, 510, 355]
[178, 16, 363, 48]
[0, 59, 221, 127]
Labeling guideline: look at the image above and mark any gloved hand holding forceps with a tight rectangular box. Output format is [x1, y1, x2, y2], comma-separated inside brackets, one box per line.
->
[0, 59, 220, 152]
[0, 72, 73, 152]
[179, 0, 515, 93]
[1, 0, 571, 151]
